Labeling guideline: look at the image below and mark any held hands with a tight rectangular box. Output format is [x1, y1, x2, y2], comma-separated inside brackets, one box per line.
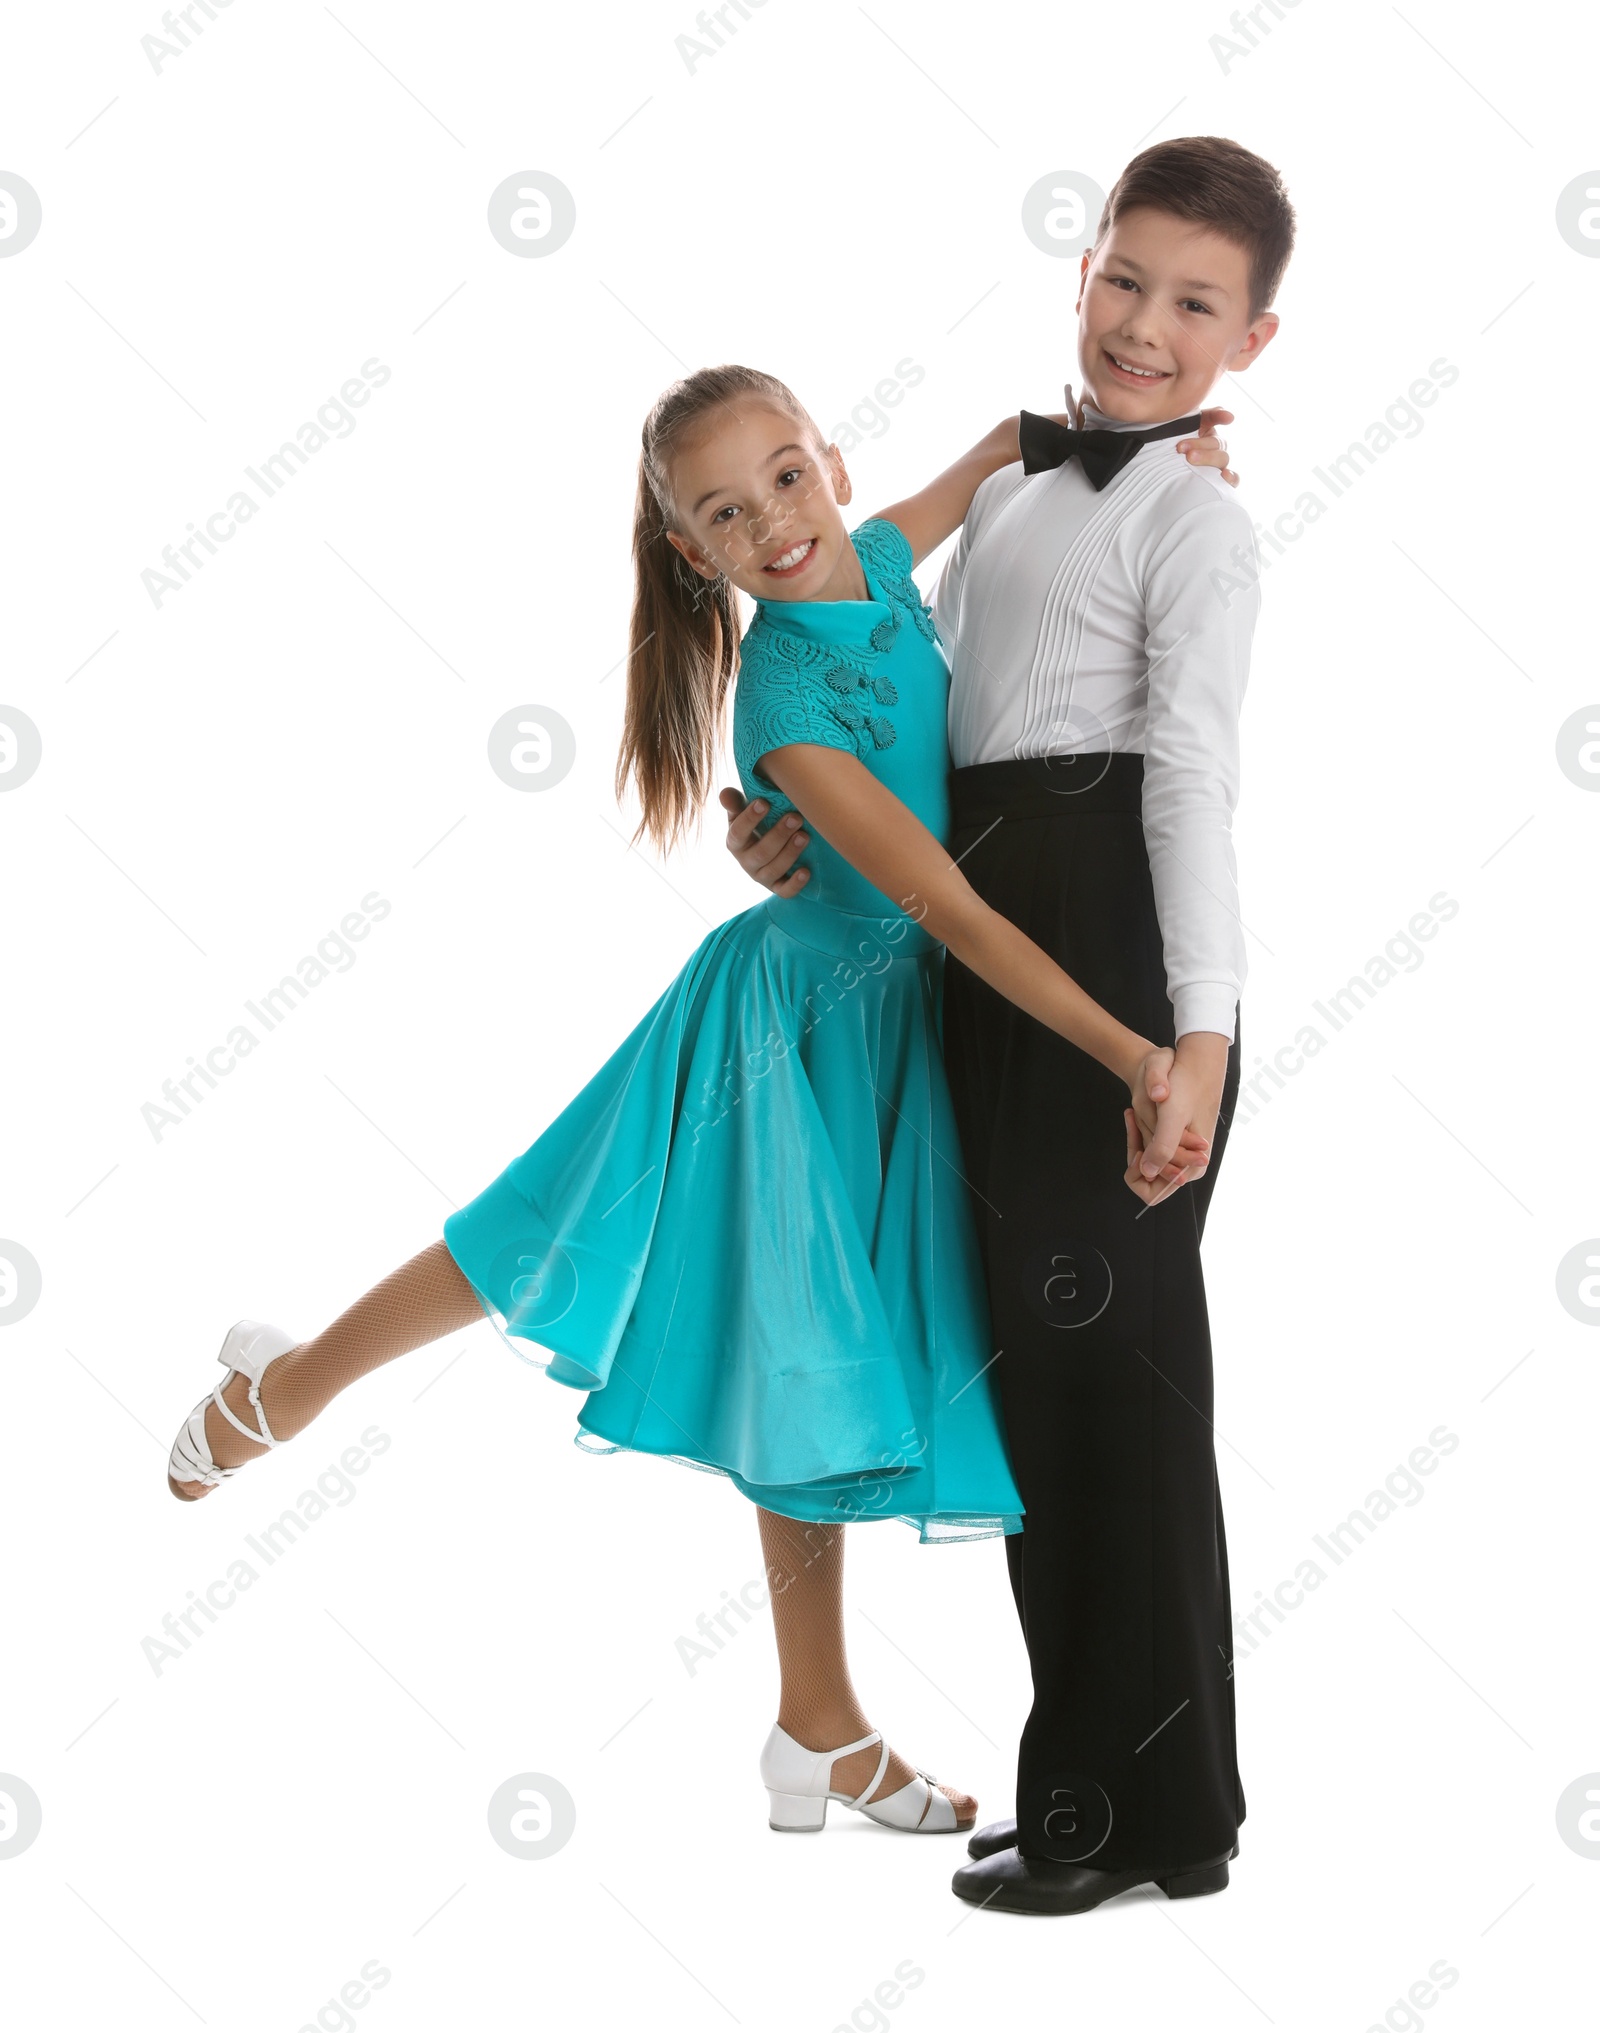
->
[1123, 1034, 1229, 1206]
[1124, 1048, 1212, 1207]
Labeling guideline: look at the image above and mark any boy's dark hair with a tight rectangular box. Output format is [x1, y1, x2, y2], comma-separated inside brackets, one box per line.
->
[1097, 136, 1295, 319]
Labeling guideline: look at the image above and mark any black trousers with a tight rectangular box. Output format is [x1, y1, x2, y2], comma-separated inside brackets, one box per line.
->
[941, 756, 1245, 1871]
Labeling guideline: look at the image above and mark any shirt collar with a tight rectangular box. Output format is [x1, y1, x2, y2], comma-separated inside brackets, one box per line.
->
[1078, 393, 1178, 435]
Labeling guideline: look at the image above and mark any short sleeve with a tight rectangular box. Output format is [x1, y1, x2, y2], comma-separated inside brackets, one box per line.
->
[850, 516, 914, 587]
[732, 627, 867, 818]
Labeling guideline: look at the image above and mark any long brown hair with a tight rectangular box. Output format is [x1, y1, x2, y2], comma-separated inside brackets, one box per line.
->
[616, 364, 823, 852]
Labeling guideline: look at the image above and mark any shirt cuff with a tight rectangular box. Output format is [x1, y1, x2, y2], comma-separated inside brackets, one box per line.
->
[1172, 985, 1240, 1043]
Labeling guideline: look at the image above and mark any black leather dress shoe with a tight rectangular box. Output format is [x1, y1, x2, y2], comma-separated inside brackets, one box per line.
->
[967, 1816, 1019, 1860]
[951, 1841, 1237, 1915]
[969, 1816, 1240, 1867]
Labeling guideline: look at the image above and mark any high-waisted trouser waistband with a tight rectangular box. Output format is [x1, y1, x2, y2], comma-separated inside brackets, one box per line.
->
[949, 753, 1145, 827]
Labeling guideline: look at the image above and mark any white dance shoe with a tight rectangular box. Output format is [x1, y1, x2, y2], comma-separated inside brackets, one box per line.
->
[167, 1318, 299, 1498]
[759, 1722, 963, 1833]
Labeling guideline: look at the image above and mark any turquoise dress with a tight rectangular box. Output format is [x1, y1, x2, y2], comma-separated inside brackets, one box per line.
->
[441, 518, 1022, 1540]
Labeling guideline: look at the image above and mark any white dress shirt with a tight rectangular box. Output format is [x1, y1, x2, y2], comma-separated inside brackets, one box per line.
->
[933, 399, 1259, 1041]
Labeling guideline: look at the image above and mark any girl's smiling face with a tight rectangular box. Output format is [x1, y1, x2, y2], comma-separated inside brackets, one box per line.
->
[1075, 206, 1279, 424]
[664, 404, 866, 604]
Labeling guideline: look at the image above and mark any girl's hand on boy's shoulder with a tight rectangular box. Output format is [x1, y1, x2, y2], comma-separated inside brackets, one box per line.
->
[1175, 407, 1238, 487]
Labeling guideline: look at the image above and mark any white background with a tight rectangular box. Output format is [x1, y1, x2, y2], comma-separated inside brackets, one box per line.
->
[3, 1, 1596, 2027]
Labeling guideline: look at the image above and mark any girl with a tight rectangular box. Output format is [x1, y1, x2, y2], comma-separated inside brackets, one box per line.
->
[167, 366, 1227, 1837]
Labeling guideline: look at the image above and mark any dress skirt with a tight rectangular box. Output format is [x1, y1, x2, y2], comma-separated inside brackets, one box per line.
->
[441, 892, 1023, 1540]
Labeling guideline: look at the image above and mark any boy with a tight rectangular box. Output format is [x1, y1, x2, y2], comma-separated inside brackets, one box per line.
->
[724, 135, 1291, 1915]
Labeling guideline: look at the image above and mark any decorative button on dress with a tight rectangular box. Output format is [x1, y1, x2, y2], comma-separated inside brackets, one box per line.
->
[441, 518, 1022, 1540]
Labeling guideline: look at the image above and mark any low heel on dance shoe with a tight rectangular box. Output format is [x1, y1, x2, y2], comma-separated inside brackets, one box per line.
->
[758, 1723, 963, 1833]
[168, 1319, 299, 1498]
[1156, 1859, 1230, 1899]
[767, 1789, 828, 1832]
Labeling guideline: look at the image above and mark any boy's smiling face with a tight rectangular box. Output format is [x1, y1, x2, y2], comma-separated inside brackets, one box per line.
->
[1075, 206, 1279, 423]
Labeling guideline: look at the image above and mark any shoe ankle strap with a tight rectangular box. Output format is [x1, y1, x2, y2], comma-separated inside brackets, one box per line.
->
[211, 1372, 279, 1448]
[845, 1735, 892, 1812]
[826, 1729, 882, 1762]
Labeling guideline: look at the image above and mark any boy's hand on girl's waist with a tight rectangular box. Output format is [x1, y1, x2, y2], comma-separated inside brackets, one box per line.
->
[720, 788, 811, 898]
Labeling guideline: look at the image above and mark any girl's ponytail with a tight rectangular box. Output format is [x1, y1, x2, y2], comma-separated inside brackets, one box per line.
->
[617, 456, 740, 853]
[615, 364, 823, 853]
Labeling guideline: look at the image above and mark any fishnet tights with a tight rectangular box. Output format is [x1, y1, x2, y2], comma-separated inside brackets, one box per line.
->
[168, 1240, 483, 1494]
[758, 1509, 974, 1824]
[169, 1243, 975, 1826]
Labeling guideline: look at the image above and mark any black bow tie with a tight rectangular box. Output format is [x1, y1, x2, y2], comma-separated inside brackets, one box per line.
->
[1019, 408, 1204, 491]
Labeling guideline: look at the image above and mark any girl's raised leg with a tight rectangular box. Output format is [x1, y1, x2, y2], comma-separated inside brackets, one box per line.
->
[756, 1506, 975, 1826]
[169, 1239, 484, 1499]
